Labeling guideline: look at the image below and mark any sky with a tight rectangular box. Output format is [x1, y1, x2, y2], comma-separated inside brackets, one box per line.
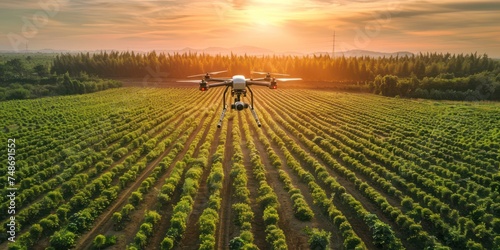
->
[0, 0, 499, 57]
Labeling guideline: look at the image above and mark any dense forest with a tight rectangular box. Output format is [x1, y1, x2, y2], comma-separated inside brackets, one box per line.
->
[2, 51, 499, 101]
[52, 51, 500, 101]
[0, 54, 121, 101]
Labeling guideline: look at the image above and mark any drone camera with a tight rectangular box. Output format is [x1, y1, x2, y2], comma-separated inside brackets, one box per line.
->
[269, 82, 277, 89]
[231, 101, 249, 111]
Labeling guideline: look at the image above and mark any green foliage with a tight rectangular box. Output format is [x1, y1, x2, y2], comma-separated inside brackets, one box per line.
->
[372, 71, 500, 100]
[2, 83, 499, 250]
[39, 214, 60, 235]
[0, 55, 121, 101]
[265, 225, 288, 250]
[263, 206, 279, 225]
[129, 191, 143, 206]
[112, 212, 124, 230]
[93, 234, 107, 249]
[229, 237, 245, 250]
[305, 227, 331, 250]
[134, 231, 148, 248]
[49, 230, 76, 249]
[160, 237, 174, 250]
[364, 214, 402, 249]
[144, 210, 161, 225]
[28, 224, 43, 241]
[49, 51, 500, 83]
[232, 203, 254, 226]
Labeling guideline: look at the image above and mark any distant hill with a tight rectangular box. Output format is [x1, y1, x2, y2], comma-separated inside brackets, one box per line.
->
[165, 47, 414, 57]
[1, 47, 414, 58]
[312, 49, 414, 58]
[174, 46, 275, 56]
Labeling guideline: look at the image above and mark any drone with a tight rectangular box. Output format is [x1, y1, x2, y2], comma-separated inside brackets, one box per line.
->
[178, 70, 301, 128]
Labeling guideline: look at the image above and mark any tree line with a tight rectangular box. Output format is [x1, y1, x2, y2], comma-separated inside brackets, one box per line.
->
[0, 56, 121, 101]
[3, 51, 499, 101]
[371, 72, 500, 101]
[52, 51, 500, 100]
[52, 51, 499, 80]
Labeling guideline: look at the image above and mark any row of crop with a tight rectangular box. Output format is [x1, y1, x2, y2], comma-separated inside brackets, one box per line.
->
[198, 117, 228, 249]
[112, 126, 191, 231]
[0, 90, 162, 183]
[286, 89, 494, 190]
[0, 150, 104, 240]
[246, 111, 314, 222]
[0, 127, 108, 208]
[0, 93, 181, 214]
[303, 103, 498, 240]
[160, 107, 219, 249]
[391, 136, 495, 194]
[241, 116, 288, 249]
[9, 171, 118, 249]
[334, 94, 496, 179]
[44, 90, 212, 249]
[259, 93, 447, 249]
[225, 120, 259, 249]
[262, 90, 490, 249]
[1, 106, 174, 217]
[277, 89, 496, 218]
[331, 116, 497, 218]
[155, 99, 219, 206]
[256, 105, 368, 249]
[5, 89, 210, 248]
[129, 211, 162, 249]
[298, 90, 497, 174]
[260, 92, 440, 238]
[119, 91, 221, 249]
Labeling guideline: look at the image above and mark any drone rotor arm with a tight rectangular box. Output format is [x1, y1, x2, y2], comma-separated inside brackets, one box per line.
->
[246, 80, 271, 87]
[208, 78, 231, 82]
[208, 81, 233, 88]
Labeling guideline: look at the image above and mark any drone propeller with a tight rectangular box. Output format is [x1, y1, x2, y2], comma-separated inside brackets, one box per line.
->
[188, 70, 228, 78]
[274, 77, 302, 82]
[176, 79, 205, 83]
[251, 71, 290, 76]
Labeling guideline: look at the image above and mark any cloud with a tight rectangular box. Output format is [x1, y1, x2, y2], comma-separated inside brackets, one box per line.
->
[0, 0, 499, 56]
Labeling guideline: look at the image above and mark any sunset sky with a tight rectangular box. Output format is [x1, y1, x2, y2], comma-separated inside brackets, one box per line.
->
[1, 0, 499, 57]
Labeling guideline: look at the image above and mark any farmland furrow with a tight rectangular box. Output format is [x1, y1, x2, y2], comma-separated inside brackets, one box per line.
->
[217, 116, 234, 249]
[256, 113, 344, 249]
[75, 90, 217, 250]
[245, 111, 310, 249]
[238, 113, 268, 249]
[176, 109, 221, 249]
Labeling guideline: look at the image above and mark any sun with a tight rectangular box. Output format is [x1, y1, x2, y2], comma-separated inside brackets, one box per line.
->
[244, 5, 286, 27]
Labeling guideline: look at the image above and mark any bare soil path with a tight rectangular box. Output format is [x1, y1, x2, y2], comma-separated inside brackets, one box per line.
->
[216, 118, 234, 249]
[75, 112, 208, 250]
[238, 113, 268, 249]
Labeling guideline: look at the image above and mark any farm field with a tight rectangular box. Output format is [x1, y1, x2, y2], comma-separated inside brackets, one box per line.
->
[1, 87, 499, 250]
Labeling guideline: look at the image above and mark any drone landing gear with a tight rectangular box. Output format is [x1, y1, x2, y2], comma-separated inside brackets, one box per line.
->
[217, 105, 227, 128]
[216, 85, 262, 128]
[217, 86, 230, 128]
[247, 86, 262, 127]
[250, 106, 262, 127]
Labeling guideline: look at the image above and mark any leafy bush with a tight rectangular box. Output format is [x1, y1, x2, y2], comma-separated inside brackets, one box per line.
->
[50, 230, 76, 249]
[305, 227, 331, 250]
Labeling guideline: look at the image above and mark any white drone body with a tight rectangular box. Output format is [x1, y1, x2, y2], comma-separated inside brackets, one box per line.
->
[178, 70, 301, 128]
[232, 75, 247, 90]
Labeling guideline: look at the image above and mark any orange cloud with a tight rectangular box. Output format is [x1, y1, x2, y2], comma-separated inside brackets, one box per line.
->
[0, 0, 499, 57]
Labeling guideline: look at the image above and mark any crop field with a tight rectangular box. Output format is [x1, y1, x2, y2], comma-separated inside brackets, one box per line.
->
[1, 87, 499, 250]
